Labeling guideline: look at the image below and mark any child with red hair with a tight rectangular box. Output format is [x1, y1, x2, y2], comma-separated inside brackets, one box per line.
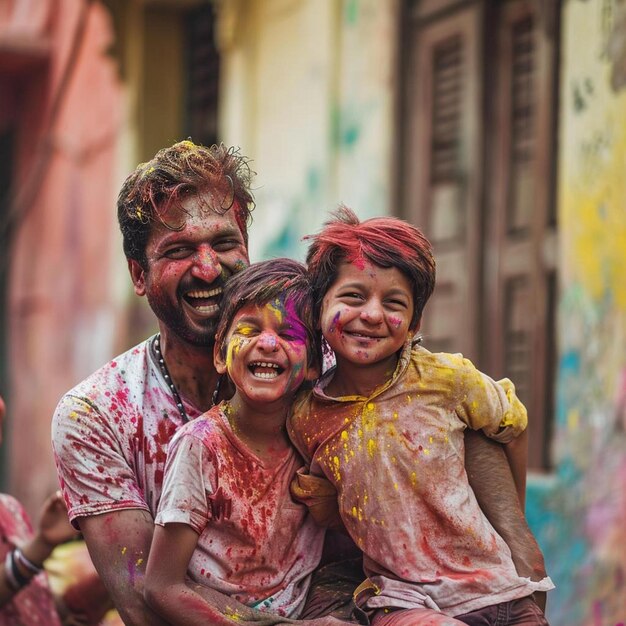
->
[289, 207, 554, 625]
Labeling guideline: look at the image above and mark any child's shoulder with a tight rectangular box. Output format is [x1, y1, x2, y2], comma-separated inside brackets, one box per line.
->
[409, 344, 481, 379]
[172, 405, 225, 443]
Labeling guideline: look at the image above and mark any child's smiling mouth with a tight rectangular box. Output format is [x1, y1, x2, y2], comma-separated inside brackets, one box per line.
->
[248, 361, 285, 379]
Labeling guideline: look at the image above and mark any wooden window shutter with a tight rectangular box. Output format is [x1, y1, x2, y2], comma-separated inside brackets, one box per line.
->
[185, 3, 220, 147]
[402, 5, 484, 360]
[484, 0, 559, 469]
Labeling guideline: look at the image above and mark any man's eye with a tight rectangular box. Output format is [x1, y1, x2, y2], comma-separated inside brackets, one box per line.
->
[164, 247, 192, 259]
[213, 240, 241, 252]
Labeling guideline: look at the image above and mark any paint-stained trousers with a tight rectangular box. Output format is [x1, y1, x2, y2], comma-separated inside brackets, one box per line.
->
[366, 597, 549, 626]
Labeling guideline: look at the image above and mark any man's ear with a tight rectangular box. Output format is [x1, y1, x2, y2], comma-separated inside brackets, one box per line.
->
[128, 259, 146, 296]
[214, 341, 228, 375]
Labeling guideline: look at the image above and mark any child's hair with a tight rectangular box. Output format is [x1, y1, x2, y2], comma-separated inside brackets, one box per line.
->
[305, 206, 436, 330]
[215, 258, 319, 368]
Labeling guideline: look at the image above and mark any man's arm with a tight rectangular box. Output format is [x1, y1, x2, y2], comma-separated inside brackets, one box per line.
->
[79, 509, 170, 626]
[503, 428, 528, 509]
[464, 429, 547, 610]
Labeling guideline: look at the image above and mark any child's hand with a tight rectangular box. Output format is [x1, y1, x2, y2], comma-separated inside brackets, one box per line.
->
[37, 491, 79, 548]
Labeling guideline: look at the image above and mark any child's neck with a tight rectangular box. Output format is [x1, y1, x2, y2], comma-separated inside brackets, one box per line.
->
[223, 394, 291, 462]
[327, 354, 399, 398]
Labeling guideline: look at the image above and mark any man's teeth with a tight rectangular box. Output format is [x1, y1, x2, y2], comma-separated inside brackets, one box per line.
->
[186, 287, 222, 312]
[187, 287, 222, 298]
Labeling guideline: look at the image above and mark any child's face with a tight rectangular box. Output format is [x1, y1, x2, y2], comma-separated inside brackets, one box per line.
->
[320, 260, 414, 368]
[215, 297, 315, 408]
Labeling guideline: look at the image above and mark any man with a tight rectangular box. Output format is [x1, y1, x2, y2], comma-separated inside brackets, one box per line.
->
[52, 140, 547, 626]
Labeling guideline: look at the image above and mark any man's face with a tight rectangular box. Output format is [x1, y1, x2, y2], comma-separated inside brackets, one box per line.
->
[130, 190, 249, 346]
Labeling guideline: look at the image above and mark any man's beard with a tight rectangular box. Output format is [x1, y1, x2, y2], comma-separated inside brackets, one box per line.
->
[146, 293, 219, 348]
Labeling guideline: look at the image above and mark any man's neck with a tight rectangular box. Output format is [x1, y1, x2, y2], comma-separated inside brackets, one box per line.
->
[157, 329, 218, 413]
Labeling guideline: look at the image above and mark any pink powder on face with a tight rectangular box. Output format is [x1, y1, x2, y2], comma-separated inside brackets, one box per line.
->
[389, 316, 403, 328]
[327, 311, 343, 335]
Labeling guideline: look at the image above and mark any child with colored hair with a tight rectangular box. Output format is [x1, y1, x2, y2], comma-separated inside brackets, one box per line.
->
[288, 207, 554, 625]
[144, 258, 326, 625]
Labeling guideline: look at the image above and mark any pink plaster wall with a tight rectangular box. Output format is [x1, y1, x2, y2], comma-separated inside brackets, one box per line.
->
[2, 0, 126, 515]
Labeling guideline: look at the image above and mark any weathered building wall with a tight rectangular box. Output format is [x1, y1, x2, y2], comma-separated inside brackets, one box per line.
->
[526, 1, 626, 623]
[218, 0, 399, 262]
[0, 0, 127, 514]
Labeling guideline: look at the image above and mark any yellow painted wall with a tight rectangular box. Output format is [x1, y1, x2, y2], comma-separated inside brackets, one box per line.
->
[217, 0, 400, 262]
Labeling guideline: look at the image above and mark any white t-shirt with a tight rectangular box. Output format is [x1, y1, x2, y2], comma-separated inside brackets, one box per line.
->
[52, 337, 201, 523]
[157, 407, 324, 617]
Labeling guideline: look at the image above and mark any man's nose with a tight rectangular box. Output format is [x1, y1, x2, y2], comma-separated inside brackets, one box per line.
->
[257, 330, 279, 352]
[191, 246, 222, 283]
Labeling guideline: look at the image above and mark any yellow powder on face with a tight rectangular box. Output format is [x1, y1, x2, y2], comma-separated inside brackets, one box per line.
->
[225, 334, 249, 370]
[267, 298, 285, 324]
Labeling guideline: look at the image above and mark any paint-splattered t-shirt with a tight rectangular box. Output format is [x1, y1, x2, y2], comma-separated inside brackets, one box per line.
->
[156, 405, 324, 618]
[51, 336, 201, 524]
[0, 495, 62, 626]
[289, 342, 554, 617]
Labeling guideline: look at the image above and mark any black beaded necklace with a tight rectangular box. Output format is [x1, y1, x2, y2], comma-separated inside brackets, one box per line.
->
[152, 334, 189, 423]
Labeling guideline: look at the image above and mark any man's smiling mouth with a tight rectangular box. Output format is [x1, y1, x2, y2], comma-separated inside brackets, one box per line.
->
[184, 286, 222, 313]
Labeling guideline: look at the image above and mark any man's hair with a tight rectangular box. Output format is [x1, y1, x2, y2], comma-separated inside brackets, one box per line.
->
[215, 258, 319, 369]
[117, 140, 255, 266]
[305, 205, 436, 330]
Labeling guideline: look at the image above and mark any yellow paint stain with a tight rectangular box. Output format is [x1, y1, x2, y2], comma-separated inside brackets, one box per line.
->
[136, 558, 144, 567]
[423, 448, 430, 455]
[367, 438, 377, 457]
[393, 482, 399, 491]
[362, 402, 378, 432]
[568, 409, 580, 431]
[224, 607, 243, 621]
[560, 97, 626, 310]
[121, 547, 127, 555]
[69, 411, 79, 421]
[341, 430, 349, 440]
[410, 471, 417, 486]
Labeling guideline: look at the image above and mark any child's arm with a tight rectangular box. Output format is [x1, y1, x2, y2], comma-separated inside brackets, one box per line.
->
[144, 522, 236, 626]
[291, 467, 345, 531]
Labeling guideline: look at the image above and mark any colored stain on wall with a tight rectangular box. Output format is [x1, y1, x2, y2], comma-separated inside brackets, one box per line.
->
[529, 1, 626, 623]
